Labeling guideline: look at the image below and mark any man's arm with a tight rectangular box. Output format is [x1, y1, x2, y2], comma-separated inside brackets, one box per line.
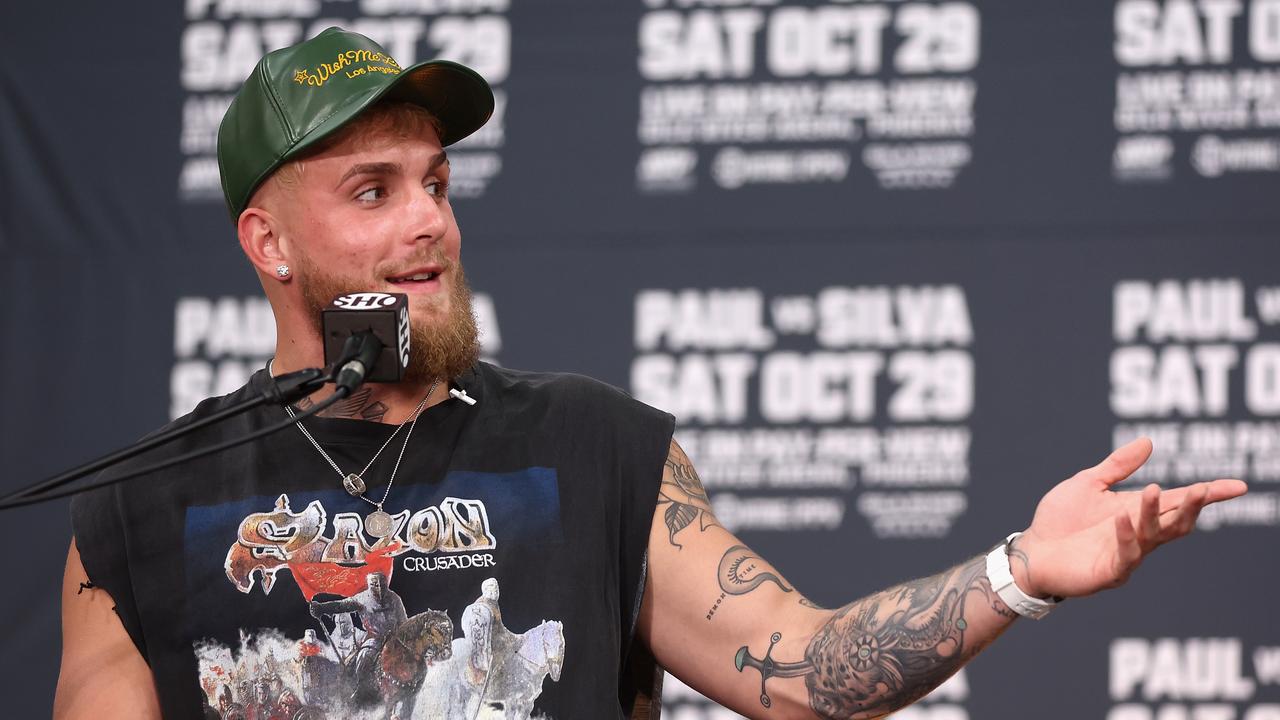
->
[310, 596, 362, 617]
[55, 539, 161, 719]
[636, 439, 1246, 720]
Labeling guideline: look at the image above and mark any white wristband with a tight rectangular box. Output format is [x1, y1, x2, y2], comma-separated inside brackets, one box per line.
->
[984, 532, 1059, 620]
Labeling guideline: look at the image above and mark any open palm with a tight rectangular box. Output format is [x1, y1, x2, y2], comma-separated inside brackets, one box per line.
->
[1014, 438, 1247, 599]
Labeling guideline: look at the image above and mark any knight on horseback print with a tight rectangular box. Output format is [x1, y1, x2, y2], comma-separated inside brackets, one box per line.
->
[193, 494, 567, 720]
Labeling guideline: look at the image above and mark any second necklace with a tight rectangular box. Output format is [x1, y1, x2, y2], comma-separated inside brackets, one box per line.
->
[284, 379, 439, 538]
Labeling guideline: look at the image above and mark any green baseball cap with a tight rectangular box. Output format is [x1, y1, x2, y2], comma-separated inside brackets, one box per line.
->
[217, 26, 494, 220]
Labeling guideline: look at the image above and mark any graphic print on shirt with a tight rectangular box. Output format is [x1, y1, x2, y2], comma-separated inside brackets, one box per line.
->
[188, 468, 566, 720]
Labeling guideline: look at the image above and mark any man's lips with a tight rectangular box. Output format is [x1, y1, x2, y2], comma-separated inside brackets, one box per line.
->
[386, 265, 446, 292]
[386, 265, 443, 283]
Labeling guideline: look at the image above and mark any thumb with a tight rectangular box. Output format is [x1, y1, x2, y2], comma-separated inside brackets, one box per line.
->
[1088, 437, 1154, 489]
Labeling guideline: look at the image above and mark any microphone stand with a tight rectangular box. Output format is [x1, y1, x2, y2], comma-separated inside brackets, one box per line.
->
[0, 367, 333, 511]
[0, 381, 351, 509]
[0, 332, 388, 511]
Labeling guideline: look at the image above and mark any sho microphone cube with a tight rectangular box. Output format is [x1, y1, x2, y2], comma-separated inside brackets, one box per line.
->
[322, 292, 411, 383]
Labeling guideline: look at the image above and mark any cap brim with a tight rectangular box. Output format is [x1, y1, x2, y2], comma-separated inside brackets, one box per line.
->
[282, 59, 494, 165]
[383, 60, 494, 146]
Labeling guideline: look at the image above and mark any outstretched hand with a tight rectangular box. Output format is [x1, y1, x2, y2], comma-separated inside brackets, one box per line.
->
[1012, 438, 1247, 599]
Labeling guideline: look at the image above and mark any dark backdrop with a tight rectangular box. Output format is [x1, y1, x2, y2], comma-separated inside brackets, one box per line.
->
[3, 0, 1278, 716]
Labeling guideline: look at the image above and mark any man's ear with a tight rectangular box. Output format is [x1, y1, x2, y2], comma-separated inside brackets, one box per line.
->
[238, 206, 292, 282]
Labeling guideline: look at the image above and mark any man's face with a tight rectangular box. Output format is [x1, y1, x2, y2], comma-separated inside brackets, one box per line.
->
[367, 571, 387, 601]
[274, 119, 479, 382]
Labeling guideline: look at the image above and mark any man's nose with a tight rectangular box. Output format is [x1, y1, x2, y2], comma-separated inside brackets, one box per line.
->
[406, 185, 448, 243]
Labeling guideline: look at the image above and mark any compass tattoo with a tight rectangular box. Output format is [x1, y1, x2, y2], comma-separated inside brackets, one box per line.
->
[734, 555, 1014, 718]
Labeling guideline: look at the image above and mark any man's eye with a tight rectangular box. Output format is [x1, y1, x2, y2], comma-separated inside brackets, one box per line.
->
[355, 187, 385, 202]
[426, 180, 449, 198]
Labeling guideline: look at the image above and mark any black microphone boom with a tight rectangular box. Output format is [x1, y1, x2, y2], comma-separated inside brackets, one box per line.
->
[0, 291, 414, 511]
[0, 384, 351, 510]
[0, 369, 333, 510]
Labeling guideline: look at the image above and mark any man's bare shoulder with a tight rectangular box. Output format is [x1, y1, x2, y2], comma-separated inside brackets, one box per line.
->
[56, 540, 160, 719]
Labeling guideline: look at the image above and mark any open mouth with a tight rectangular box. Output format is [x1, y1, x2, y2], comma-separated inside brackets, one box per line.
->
[386, 267, 443, 287]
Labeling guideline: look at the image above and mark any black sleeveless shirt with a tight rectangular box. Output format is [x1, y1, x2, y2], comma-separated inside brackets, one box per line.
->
[71, 363, 674, 719]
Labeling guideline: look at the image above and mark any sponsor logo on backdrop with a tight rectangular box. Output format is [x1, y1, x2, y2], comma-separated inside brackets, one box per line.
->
[1112, 0, 1280, 184]
[1109, 637, 1280, 719]
[1110, 277, 1280, 529]
[178, 0, 511, 202]
[1114, 134, 1175, 180]
[1192, 134, 1280, 176]
[631, 285, 975, 539]
[635, 0, 981, 194]
[638, 146, 699, 191]
[170, 293, 502, 419]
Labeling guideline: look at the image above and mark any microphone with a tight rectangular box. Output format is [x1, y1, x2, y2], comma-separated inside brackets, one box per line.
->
[333, 332, 384, 392]
[323, 292, 411, 390]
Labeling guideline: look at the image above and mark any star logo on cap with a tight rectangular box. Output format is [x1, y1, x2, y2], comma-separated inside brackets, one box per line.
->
[293, 69, 309, 84]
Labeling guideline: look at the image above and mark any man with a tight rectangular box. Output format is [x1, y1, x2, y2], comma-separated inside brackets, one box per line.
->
[449, 578, 518, 717]
[329, 612, 364, 664]
[309, 572, 407, 649]
[308, 571, 406, 685]
[56, 27, 1247, 720]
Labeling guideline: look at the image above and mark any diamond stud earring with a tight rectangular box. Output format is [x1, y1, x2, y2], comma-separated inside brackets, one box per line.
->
[276, 264, 291, 278]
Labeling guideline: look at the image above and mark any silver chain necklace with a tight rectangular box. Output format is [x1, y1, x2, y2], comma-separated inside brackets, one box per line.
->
[271, 360, 438, 538]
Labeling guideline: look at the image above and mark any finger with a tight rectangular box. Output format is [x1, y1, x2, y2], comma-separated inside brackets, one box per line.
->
[1089, 438, 1155, 488]
[1157, 478, 1249, 514]
[1185, 484, 1211, 534]
[1203, 478, 1248, 503]
[1113, 513, 1142, 580]
[1137, 484, 1161, 548]
[1162, 483, 1210, 539]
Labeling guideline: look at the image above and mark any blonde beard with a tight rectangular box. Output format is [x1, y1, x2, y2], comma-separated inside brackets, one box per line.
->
[295, 256, 480, 385]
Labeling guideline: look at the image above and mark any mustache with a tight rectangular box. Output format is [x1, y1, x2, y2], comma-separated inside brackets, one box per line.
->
[376, 250, 454, 277]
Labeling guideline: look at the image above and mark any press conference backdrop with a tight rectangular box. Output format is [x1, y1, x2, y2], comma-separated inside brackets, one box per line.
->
[2, 1, 1278, 717]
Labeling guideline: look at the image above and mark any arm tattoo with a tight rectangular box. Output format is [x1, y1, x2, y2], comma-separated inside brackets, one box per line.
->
[719, 545, 793, 596]
[1007, 536, 1037, 598]
[296, 387, 388, 422]
[656, 442, 719, 549]
[735, 555, 1015, 718]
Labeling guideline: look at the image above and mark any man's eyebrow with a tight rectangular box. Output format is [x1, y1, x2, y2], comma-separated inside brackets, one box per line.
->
[334, 153, 449, 189]
[336, 161, 401, 189]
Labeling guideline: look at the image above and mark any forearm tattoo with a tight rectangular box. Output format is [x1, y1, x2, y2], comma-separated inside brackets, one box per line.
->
[657, 442, 719, 549]
[735, 555, 1016, 718]
[1007, 536, 1034, 592]
[295, 387, 388, 422]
